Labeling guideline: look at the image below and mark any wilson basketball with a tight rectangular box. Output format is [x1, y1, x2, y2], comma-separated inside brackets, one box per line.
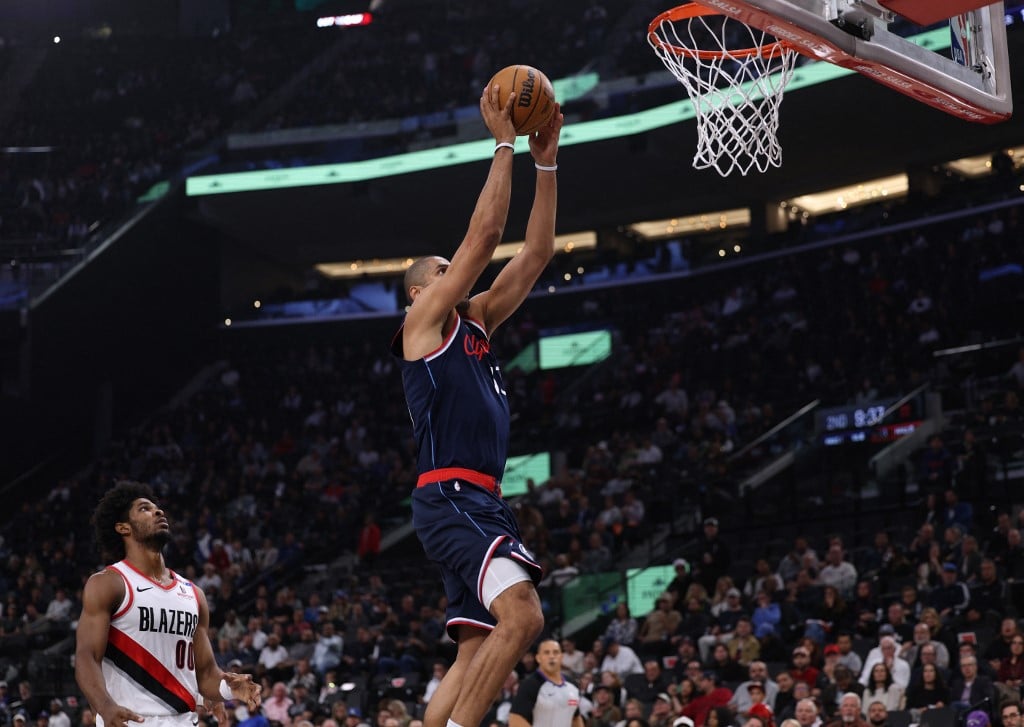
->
[488, 65, 556, 135]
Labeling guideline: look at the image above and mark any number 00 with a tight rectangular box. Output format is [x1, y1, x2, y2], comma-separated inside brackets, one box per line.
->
[175, 640, 195, 670]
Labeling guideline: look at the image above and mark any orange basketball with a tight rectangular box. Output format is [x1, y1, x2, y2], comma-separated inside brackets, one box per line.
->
[488, 65, 556, 135]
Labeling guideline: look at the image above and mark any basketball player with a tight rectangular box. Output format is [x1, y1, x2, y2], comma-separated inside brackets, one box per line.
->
[391, 83, 563, 727]
[75, 481, 261, 727]
[510, 640, 584, 727]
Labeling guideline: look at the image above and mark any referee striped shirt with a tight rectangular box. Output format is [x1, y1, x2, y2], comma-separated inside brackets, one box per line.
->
[511, 670, 581, 727]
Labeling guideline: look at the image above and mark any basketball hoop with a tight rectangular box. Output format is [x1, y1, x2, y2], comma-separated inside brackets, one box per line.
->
[648, 3, 799, 176]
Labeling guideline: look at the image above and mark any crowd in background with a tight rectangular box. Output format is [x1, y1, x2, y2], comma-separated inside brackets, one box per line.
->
[0, 3, 1022, 727]
[0, 0, 619, 252]
[0, 187, 1019, 727]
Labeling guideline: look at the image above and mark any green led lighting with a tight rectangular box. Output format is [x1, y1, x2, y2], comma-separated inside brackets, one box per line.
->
[185, 29, 948, 197]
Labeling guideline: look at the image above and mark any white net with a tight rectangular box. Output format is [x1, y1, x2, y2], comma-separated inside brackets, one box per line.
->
[648, 8, 798, 177]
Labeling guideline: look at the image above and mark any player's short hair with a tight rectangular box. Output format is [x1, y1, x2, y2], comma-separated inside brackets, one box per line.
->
[404, 257, 438, 302]
[92, 481, 157, 559]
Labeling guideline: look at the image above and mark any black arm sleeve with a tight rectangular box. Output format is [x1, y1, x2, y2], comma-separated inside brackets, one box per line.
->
[511, 673, 542, 723]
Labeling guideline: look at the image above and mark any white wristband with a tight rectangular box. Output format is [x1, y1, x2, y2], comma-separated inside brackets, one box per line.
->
[535, 162, 558, 172]
[494, 142, 515, 153]
[219, 679, 234, 701]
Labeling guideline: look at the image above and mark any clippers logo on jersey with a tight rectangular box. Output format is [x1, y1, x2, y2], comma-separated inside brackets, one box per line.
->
[464, 333, 490, 360]
[394, 314, 511, 481]
[950, 13, 972, 67]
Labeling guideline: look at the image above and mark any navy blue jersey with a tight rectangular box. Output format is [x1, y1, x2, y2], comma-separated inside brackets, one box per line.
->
[393, 313, 510, 481]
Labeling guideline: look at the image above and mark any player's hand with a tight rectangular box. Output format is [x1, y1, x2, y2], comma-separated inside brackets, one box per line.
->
[100, 706, 145, 727]
[207, 700, 229, 726]
[225, 671, 262, 710]
[480, 84, 517, 145]
[529, 102, 562, 167]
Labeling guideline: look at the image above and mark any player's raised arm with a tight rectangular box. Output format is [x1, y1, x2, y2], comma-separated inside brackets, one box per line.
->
[475, 104, 562, 334]
[402, 85, 517, 354]
[75, 571, 144, 727]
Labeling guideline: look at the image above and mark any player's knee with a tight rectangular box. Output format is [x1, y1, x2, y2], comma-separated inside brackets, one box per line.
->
[494, 582, 543, 639]
[521, 603, 545, 642]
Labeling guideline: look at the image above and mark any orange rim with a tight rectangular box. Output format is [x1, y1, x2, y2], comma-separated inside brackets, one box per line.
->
[648, 2, 795, 60]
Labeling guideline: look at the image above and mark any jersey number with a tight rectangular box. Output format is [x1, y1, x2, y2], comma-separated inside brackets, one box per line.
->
[175, 640, 195, 670]
[489, 365, 507, 396]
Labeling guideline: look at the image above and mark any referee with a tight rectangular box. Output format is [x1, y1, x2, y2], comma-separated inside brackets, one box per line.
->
[510, 640, 585, 727]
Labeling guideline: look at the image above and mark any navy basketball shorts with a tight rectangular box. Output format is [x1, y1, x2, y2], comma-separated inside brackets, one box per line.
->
[412, 479, 542, 639]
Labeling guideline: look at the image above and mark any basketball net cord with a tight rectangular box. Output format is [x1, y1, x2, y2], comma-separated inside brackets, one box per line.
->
[648, 10, 798, 176]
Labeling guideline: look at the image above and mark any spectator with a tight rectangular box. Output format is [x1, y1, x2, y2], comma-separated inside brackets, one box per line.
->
[698, 588, 747, 661]
[773, 673, 797, 722]
[859, 637, 910, 689]
[357, 514, 381, 566]
[262, 682, 294, 726]
[694, 518, 731, 592]
[1001, 703, 1022, 727]
[819, 547, 858, 600]
[997, 633, 1024, 691]
[941, 489, 973, 533]
[590, 685, 622, 727]
[835, 633, 863, 676]
[259, 633, 291, 680]
[925, 564, 970, 624]
[707, 642, 746, 684]
[680, 672, 732, 727]
[861, 663, 905, 711]
[864, 702, 888, 727]
[601, 638, 644, 680]
[904, 663, 950, 711]
[825, 694, 867, 727]
[624, 660, 672, 707]
[920, 438, 955, 488]
[638, 595, 682, 660]
[46, 700, 70, 727]
[790, 647, 820, 689]
[735, 682, 771, 722]
[779, 539, 819, 587]
[648, 692, 675, 727]
[752, 590, 782, 641]
[562, 639, 586, 678]
[820, 666, 864, 719]
[983, 618, 1019, 663]
[794, 699, 822, 727]
[312, 622, 344, 676]
[730, 662, 779, 716]
[967, 560, 1006, 622]
[948, 656, 994, 709]
[900, 622, 950, 671]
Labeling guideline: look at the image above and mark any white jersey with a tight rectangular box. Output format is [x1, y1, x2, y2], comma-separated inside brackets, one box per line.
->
[102, 561, 201, 716]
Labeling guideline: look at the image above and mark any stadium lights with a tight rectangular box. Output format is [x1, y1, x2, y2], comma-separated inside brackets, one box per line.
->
[944, 145, 1024, 178]
[627, 209, 750, 241]
[315, 232, 596, 279]
[784, 174, 908, 217]
[316, 13, 372, 28]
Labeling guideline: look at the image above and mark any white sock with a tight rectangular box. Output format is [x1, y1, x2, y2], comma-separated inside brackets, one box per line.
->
[447, 719, 465, 727]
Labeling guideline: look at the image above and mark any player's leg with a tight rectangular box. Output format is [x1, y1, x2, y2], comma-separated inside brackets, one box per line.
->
[448, 578, 544, 727]
[423, 626, 487, 727]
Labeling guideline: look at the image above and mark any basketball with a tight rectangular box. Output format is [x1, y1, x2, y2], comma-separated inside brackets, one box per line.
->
[488, 64, 557, 135]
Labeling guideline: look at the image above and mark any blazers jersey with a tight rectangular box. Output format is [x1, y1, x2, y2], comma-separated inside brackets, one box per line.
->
[393, 313, 510, 481]
[103, 561, 200, 715]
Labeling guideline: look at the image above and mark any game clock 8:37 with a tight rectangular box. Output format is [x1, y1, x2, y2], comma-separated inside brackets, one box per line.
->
[821, 404, 888, 433]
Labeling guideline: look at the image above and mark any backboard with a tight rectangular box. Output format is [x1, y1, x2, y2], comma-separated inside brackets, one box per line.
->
[684, 0, 1012, 122]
